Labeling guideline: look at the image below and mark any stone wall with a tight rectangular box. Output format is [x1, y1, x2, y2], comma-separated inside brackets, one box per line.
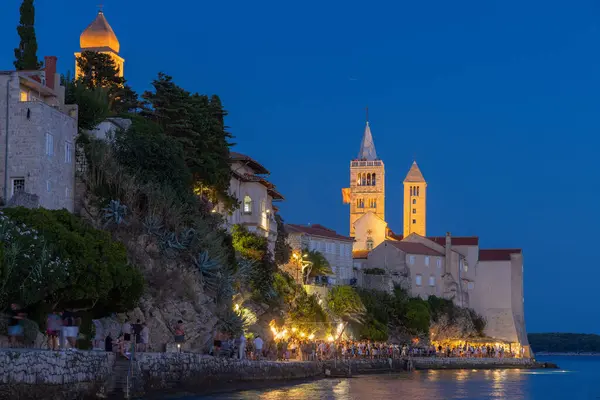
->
[137, 353, 322, 392]
[412, 356, 535, 369]
[0, 350, 115, 399]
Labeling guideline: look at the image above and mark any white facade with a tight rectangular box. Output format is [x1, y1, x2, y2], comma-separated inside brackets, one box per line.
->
[286, 224, 354, 285]
[222, 152, 283, 255]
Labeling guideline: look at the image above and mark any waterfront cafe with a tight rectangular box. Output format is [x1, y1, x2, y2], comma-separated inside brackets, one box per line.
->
[430, 337, 526, 358]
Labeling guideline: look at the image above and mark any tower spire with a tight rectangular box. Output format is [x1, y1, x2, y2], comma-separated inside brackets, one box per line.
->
[357, 112, 377, 161]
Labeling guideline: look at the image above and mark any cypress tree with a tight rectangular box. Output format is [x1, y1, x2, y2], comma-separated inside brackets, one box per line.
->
[14, 0, 43, 70]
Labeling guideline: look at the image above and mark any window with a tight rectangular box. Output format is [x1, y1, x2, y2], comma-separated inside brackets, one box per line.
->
[468, 282, 474, 290]
[372, 173, 376, 185]
[65, 142, 73, 163]
[461, 259, 468, 272]
[357, 173, 361, 186]
[366, 173, 371, 186]
[425, 256, 430, 266]
[436, 257, 442, 269]
[11, 178, 25, 196]
[45, 133, 54, 156]
[20, 90, 28, 102]
[243, 195, 252, 214]
[356, 198, 364, 208]
[412, 199, 416, 205]
[415, 274, 422, 286]
[429, 275, 435, 286]
[366, 237, 374, 251]
[46, 180, 51, 192]
[409, 255, 415, 265]
[412, 219, 416, 224]
[369, 198, 377, 208]
[412, 208, 416, 214]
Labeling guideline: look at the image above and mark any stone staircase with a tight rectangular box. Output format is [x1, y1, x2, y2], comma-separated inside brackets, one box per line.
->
[107, 358, 132, 398]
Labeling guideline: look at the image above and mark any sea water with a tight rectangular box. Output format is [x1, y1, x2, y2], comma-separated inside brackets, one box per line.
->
[176, 356, 600, 400]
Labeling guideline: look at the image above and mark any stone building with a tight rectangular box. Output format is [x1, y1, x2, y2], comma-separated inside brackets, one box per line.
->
[285, 224, 354, 285]
[0, 56, 78, 211]
[222, 152, 284, 255]
[343, 116, 530, 357]
[75, 9, 124, 79]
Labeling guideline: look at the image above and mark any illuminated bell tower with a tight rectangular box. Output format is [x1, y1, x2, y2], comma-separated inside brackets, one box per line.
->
[403, 161, 427, 237]
[75, 8, 124, 79]
[342, 114, 385, 237]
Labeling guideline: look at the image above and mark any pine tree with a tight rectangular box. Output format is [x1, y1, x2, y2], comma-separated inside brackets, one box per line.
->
[14, 0, 43, 70]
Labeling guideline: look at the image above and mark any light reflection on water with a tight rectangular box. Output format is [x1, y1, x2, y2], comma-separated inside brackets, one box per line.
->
[184, 357, 600, 400]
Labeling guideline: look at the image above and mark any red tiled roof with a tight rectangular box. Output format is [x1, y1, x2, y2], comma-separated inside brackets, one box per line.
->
[386, 240, 444, 256]
[386, 230, 478, 247]
[479, 249, 522, 261]
[427, 236, 479, 246]
[353, 250, 369, 259]
[285, 224, 354, 242]
[268, 187, 284, 201]
[230, 152, 270, 175]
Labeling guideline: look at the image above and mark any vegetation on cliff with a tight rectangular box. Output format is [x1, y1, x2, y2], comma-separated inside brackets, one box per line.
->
[0, 207, 143, 315]
[351, 288, 486, 342]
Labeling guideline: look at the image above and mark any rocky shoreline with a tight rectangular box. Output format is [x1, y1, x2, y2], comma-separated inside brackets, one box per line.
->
[0, 350, 557, 400]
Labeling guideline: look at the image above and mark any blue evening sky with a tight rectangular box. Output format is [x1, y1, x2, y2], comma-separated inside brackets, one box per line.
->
[1, 0, 599, 334]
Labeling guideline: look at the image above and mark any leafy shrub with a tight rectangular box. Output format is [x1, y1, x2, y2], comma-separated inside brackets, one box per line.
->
[2, 207, 144, 313]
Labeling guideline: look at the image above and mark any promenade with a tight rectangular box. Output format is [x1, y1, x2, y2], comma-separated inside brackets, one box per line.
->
[0, 348, 550, 399]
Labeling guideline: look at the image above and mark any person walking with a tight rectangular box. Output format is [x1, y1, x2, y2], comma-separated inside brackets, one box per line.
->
[7, 303, 26, 348]
[253, 335, 264, 360]
[239, 332, 247, 360]
[140, 323, 150, 352]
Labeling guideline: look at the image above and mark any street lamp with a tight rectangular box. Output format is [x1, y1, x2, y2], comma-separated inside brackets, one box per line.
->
[293, 252, 308, 283]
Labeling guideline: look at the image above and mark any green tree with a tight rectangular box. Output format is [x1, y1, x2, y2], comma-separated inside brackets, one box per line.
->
[63, 74, 110, 133]
[2, 207, 144, 313]
[304, 250, 333, 280]
[112, 115, 192, 200]
[327, 285, 366, 325]
[274, 214, 291, 265]
[143, 73, 233, 204]
[75, 51, 140, 114]
[14, 0, 42, 70]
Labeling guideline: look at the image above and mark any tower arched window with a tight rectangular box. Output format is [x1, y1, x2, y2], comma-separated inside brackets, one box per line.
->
[417, 186, 420, 196]
[372, 173, 376, 185]
[410, 186, 414, 196]
[412, 199, 416, 205]
[357, 173, 362, 186]
[362, 174, 366, 186]
[243, 195, 253, 214]
[366, 173, 371, 186]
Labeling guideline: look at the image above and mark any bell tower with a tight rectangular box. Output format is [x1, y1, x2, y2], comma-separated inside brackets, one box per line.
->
[403, 161, 427, 237]
[342, 113, 385, 237]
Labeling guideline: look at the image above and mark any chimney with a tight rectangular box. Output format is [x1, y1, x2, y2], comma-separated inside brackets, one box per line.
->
[44, 56, 58, 90]
[444, 232, 452, 274]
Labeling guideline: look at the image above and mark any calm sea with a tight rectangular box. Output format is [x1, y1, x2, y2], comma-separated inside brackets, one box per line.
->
[170, 356, 600, 400]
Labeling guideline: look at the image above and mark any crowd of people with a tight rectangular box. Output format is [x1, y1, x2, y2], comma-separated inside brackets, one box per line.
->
[211, 334, 522, 361]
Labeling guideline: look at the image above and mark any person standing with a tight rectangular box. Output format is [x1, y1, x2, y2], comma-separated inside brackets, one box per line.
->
[122, 319, 132, 353]
[46, 311, 62, 350]
[7, 304, 26, 348]
[253, 335, 264, 360]
[132, 319, 142, 352]
[140, 323, 150, 352]
[239, 332, 247, 359]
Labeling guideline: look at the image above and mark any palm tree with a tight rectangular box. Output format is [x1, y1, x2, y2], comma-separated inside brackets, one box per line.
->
[303, 250, 333, 284]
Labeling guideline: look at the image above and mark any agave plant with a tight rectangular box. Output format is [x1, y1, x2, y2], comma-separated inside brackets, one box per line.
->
[217, 308, 246, 336]
[193, 250, 221, 292]
[102, 200, 128, 228]
[179, 228, 196, 249]
[143, 214, 164, 236]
